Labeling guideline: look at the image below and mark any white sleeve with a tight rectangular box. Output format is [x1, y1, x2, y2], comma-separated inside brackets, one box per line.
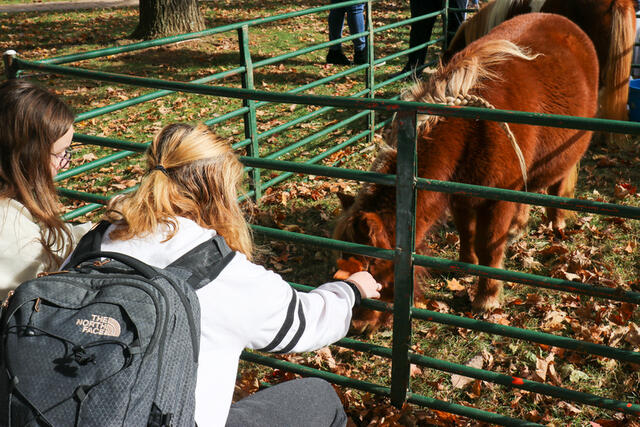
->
[199, 253, 357, 354]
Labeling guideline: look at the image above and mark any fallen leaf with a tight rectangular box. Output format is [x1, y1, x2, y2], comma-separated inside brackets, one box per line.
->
[446, 278, 465, 291]
[451, 355, 483, 389]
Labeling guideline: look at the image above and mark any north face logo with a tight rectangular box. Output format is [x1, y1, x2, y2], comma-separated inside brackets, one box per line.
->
[76, 314, 121, 337]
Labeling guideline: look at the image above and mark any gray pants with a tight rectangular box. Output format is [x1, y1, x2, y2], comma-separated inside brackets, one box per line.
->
[226, 377, 347, 427]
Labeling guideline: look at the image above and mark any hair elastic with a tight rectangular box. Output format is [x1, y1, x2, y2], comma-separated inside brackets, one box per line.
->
[152, 164, 170, 176]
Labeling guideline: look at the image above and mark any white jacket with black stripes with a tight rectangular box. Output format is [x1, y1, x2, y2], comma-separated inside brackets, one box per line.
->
[98, 216, 358, 427]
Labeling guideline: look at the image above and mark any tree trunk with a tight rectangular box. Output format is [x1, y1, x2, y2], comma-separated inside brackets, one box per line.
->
[131, 0, 205, 39]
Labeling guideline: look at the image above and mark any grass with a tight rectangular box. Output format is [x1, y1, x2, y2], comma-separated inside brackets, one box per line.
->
[2, 1, 640, 425]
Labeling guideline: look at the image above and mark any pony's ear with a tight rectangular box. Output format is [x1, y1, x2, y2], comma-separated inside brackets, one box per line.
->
[361, 212, 392, 249]
[336, 192, 355, 210]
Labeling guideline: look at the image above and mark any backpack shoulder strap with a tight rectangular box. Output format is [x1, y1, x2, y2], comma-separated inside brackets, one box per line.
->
[62, 220, 111, 269]
[166, 234, 236, 290]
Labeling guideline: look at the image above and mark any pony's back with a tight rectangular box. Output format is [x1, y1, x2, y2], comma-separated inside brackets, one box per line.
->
[443, 0, 634, 122]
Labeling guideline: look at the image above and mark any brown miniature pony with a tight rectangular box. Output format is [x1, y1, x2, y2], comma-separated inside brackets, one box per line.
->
[443, 0, 636, 123]
[333, 13, 599, 333]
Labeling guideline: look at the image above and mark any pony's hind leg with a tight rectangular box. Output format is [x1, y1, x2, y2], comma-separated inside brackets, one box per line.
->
[452, 202, 478, 265]
[508, 203, 531, 241]
[546, 169, 578, 230]
[472, 200, 518, 311]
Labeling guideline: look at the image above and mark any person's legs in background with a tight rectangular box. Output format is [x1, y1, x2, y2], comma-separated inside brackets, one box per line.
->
[404, 0, 440, 72]
[346, 3, 368, 64]
[445, 0, 467, 45]
[327, 0, 352, 65]
[226, 377, 347, 427]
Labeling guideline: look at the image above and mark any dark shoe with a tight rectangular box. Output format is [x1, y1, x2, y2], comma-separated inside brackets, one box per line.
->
[353, 49, 367, 64]
[326, 49, 352, 65]
[392, 63, 421, 79]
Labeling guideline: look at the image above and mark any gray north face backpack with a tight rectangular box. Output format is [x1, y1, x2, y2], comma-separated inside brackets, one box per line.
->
[0, 221, 235, 427]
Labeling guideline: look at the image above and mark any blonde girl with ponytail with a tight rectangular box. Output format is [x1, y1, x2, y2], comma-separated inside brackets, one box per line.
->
[98, 123, 381, 427]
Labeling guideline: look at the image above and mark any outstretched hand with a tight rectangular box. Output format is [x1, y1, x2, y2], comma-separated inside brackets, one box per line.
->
[346, 271, 382, 300]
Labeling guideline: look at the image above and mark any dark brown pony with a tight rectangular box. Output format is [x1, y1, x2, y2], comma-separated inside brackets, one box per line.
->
[443, 0, 636, 123]
[333, 13, 599, 333]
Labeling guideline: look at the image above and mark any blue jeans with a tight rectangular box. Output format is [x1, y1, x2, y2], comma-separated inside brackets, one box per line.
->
[328, 0, 366, 52]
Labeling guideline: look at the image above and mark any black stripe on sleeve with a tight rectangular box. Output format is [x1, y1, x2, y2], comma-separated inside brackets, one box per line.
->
[277, 301, 307, 353]
[257, 290, 297, 352]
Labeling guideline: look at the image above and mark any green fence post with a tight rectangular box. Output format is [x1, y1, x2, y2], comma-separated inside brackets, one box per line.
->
[366, 0, 375, 143]
[237, 25, 261, 202]
[390, 111, 417, 407]
[3, 50, 18, 79]
[443, 0, 450, 50]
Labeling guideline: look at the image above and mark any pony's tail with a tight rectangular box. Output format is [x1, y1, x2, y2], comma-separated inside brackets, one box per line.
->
[600, 0, 635, 122]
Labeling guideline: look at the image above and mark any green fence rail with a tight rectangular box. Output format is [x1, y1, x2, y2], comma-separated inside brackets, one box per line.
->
[5, 1, 640, 424]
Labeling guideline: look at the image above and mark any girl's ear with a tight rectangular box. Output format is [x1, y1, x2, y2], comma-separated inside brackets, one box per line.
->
[361, 212, 392, 249]
[336, 192, 355, 211]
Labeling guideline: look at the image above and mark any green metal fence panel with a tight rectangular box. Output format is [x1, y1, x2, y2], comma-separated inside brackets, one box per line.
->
[6, 3, 640, 424]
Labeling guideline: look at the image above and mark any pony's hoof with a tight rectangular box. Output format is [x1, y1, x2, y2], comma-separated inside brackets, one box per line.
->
[471, 294, 501, 311]
[349, 319, 379, 337]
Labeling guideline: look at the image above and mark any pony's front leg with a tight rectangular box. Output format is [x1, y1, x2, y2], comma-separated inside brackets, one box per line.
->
[472, 200, 518, 311]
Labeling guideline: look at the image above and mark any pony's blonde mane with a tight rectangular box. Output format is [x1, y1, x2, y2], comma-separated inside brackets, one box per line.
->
[397, 39, 539, 191]
[403, 39, 538, 130]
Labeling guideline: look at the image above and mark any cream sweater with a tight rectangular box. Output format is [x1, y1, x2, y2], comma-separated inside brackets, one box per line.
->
[0, 198, 91, 298]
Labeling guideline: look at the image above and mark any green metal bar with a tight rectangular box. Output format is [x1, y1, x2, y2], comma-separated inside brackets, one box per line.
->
[338, 337, 640, 415]
[240, 351, 390, 396]
[411, 307, 640, 364]
[14, 58, 640, 135]
[263, 110, 369, 160]
[366, 0, 375, 143]
[374, 58, 440, 88]
[252, 33, 370, 71]
[73, 133, 149, 152]
[408, 352, 640, 415]
[238, 26, 261, 202]
[374, 38, 442, 67]
[416, 178, 640, 220]
[390, 112, 417, 407]
[241, 349, 538, 426]
[373, 9, 443, 33]
[405, 393, 542, 426]
[41, 0, 376, 65]
[61, 203, 103, 221]
[240, 153, 639, 221]
[57, 188, 110, 204]
[413, 253, 640, 305]
[204, 106, 249, 128]
[54, 150, 136, 182]
[443, 0, 450, 50]
[254, 63, 362, 112]
[250, 224, 394, 260]
[251, 216, 640, 306]
[257, 127, 372, 191]
[74, 67, 246, 123]
[287, 281, 640, 415]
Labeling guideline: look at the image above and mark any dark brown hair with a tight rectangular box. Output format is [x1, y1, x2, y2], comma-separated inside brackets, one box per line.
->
[0, 79, 75, 268]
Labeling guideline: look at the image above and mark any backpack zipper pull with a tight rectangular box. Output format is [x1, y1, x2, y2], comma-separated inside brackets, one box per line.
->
[1, 290, 14, 309]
